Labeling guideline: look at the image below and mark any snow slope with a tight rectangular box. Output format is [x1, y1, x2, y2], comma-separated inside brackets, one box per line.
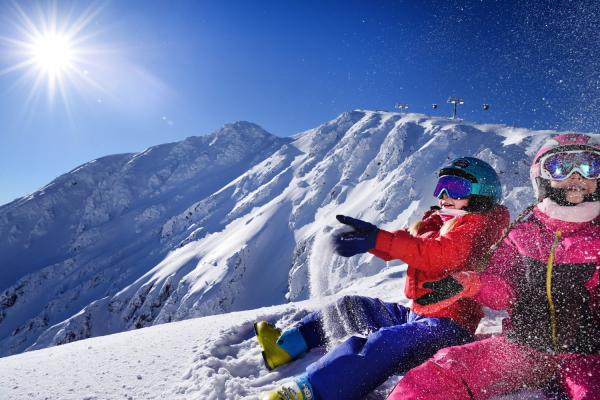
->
[0, 110, 564, 359]
[0, 266, 533, 400]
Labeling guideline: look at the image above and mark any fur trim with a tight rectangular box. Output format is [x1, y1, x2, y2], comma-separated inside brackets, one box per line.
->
[439, 218, 458, 236]
[408, 221, 422, 236]
[537, 198, 600, 222]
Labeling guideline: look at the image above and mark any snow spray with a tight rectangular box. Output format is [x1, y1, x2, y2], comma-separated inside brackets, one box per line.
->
[307, 224, 362, 347]
[307, 225, 338, 298]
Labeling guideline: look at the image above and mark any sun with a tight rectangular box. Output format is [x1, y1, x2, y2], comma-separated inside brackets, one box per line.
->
[25, 29, 80, 97]
[0, 1, 103, 107]
[30, 33, 75, 75]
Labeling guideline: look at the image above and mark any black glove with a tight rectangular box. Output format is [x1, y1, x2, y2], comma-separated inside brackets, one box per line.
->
[332, 215, 379, 257]
[415, 272, 480, 308]
[415, 276, 464, 306]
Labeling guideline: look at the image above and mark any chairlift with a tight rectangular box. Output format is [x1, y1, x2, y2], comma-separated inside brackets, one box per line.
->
[483, 103, 490, 111]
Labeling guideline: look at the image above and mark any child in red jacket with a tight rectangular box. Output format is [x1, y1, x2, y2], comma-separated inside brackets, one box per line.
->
[257, 157, 509, 400]
[388, 134, 600, 400]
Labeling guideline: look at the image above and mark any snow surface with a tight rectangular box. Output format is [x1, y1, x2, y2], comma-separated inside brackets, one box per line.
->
[1, 110, 589, 398]
[0, 265, 402, 399]
[0, 265, 543, 399]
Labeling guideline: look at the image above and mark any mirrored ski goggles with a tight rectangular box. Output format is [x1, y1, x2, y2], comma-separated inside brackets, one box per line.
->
[433, 175, 480, 199]
[540, 150, 600, 181]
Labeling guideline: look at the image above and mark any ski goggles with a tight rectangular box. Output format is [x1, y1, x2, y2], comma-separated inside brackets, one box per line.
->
[540, 150, 600, 181]
[433, 175, 480, 199]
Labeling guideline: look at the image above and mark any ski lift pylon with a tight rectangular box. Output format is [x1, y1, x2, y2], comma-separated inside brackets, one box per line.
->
[447, 97, 464, 119]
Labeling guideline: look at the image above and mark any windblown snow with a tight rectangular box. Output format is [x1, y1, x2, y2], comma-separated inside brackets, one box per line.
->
[0, 110, 570, 399]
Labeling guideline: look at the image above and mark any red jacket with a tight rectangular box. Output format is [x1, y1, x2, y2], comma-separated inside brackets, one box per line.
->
[369, 205, 510, 333]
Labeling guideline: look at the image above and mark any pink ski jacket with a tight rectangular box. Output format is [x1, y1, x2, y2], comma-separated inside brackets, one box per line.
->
[476, 206, 600, 354]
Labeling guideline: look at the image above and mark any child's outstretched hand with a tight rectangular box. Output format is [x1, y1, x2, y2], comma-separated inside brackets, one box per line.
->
[415, 272, 481, 311]
[332, 215, 379, 257]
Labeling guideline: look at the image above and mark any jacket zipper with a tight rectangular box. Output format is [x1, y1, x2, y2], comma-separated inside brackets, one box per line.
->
[545, 230, 562, 352]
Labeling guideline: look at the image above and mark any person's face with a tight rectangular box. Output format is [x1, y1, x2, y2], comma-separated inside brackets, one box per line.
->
[549, 172, 598, 204]
[438, 193, 470, 210]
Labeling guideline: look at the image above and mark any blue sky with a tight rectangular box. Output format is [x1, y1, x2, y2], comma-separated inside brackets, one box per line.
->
[1, 0, 600, 205]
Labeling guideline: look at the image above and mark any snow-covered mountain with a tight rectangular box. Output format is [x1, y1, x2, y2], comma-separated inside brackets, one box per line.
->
[0, 110, 559, 357]
[0, 121, 290, 356]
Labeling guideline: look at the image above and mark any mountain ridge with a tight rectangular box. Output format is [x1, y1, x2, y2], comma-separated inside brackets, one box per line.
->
[0, 110, 569, 356]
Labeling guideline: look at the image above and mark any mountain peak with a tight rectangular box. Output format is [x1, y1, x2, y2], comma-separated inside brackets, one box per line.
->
[210, 121, 276, 144]
[225, 120, 264, 130]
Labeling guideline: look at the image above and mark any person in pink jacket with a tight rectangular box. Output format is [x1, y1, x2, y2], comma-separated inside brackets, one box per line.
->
[388, 133, 600, 400]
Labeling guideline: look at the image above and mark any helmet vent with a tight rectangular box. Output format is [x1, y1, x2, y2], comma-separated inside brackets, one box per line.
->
[452, 159, 470, 168]
[438, 167, 478, 183]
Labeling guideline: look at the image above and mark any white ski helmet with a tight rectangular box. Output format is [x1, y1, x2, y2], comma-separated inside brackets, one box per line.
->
[530, 133, 600, 201]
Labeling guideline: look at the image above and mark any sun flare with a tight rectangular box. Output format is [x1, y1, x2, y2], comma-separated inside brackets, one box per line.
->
[0, 2, 103, 107]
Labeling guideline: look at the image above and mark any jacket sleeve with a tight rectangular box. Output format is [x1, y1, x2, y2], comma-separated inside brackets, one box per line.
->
[473, 237, 519, 310]
[368, 248, 394, 261]
[367, 209, 439, 262]
[372, 215, 484, 274]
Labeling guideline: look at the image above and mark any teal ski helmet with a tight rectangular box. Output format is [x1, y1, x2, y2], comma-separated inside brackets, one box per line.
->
[437, 157, 502, 203]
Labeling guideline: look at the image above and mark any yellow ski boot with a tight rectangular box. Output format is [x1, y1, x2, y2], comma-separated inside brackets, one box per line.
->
[254, 321, 293, 370]
[260, 375, 315, 400]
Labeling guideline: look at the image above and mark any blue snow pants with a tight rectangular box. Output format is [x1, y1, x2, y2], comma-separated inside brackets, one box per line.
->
[296, 295, 474, 400]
